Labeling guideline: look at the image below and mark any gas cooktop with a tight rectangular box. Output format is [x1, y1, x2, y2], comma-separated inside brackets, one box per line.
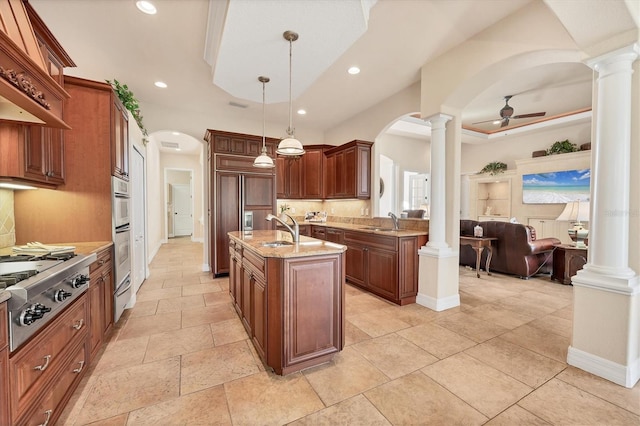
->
[0, 252, 76, 290]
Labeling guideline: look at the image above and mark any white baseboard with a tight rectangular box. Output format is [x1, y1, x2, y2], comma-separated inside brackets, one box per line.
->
[416, 293, 460, 311]
[201, 263, 210, 272]
[567, 346, 640, 388]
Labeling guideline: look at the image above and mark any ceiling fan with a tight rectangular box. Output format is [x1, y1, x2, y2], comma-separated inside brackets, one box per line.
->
[473, 95, 546, 128]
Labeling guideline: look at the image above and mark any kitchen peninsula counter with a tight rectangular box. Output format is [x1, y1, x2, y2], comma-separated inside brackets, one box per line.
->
[305, 221, 428, 237]
[228, 230, 345, 375]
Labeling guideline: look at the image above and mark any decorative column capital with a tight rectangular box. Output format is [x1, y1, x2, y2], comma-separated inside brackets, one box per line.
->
[585, 43, 639, 73]
[424, 113, 453, 129]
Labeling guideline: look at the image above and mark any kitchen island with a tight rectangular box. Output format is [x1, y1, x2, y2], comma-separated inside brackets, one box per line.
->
[228, 230, 346, 375]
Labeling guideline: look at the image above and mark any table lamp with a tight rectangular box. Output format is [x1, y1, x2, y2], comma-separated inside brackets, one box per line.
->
[556, 200, 590, 248]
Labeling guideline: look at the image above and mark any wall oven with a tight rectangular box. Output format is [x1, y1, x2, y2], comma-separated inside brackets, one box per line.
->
[112, 176, 132, 322]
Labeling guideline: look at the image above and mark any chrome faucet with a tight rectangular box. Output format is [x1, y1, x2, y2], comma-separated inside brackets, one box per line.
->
[388, 212, 400, 230]
[266, 213, 300, 242]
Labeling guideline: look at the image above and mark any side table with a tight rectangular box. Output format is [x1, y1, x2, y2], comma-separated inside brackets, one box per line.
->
[551, 244, 587, 285]
[460, 236, 498, 278]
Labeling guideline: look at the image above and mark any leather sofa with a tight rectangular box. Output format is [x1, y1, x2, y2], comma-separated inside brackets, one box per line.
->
[460, 220, 560, 278]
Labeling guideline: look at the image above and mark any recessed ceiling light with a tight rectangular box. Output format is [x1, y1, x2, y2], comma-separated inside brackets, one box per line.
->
[348, 66, 360, 75]
[154, 81, 167, 88]
[297, 109, 306, 115]
[136, 1, 157, 14]
[171, 131, 180, 135]
[175, 148, 181, 151]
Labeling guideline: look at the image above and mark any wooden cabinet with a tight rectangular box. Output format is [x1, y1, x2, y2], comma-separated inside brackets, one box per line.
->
[344, 230, 427, 305]
[111, 98, 130, 180]
[207, 130, 278, 276]
[552, 244, 587, 285]
[88, 246, 114, 361]
[0, 302, 9, 426]
[311, 225, 326, 240]
[325, 227, 344, 244]
[229, 236, 344, 375]
[276, 146, 327, 199]
[324, 140, 372, 199]
[9, 295, 88, 425]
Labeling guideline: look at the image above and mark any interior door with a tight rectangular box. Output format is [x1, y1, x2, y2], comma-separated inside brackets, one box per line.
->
[131, 147, 146, 294]
[172, 183, 193, 236]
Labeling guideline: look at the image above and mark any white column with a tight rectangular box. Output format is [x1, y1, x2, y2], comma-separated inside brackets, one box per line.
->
[569, 44, 640, 388]
[424, 113, 452, 251]
[583, 45, 638, 279]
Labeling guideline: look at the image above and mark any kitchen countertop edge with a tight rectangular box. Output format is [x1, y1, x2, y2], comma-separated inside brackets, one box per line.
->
[229, 231, 346, 258]
[294, 221, 428, 237]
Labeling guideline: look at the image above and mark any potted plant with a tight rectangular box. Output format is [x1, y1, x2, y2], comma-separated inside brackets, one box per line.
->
[479, 161, 507, 175]
[546, 139, 578, 155]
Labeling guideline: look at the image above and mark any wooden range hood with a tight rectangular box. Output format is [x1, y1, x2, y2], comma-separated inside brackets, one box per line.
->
[0, 0, 73, 129]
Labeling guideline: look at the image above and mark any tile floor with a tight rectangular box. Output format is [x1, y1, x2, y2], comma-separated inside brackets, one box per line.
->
[59, 238, 640, 425]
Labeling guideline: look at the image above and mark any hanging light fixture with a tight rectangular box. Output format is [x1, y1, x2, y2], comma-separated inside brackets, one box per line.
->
[276, 30, 305, 157]
[253, 76, 275, 168]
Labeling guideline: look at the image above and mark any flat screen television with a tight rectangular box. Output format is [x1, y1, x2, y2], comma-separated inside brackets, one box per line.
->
[522, 169, 590, 204]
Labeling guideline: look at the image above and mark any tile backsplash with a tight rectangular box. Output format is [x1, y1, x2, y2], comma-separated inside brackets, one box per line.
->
[0, 189, 16, 248]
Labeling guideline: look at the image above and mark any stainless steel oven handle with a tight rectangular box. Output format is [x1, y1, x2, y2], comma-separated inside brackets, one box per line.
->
[116, 279, 132, 296]
[34, 355, 51, 371]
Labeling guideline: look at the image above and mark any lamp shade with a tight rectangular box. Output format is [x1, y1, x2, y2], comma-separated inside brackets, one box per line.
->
[253, 148, 275, 168]
[276, 137, 305, 156]
[556, 201, 590, 223]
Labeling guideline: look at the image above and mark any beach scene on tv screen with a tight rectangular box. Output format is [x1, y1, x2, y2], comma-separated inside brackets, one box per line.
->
[522, 169, 590, 204]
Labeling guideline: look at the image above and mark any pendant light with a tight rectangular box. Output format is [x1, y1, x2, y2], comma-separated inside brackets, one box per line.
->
[276, 30, 305, 156]
[253, 76, 275, 168]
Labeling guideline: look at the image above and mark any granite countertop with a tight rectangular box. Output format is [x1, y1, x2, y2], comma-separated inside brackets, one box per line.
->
[0, 241, 113, 304]
[229, 230, 346, 258]
[298, 221, 428, 237]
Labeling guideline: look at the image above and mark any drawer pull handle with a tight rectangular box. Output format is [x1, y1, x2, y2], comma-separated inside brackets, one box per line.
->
[38, 409, 52, 426]
[34, 355, 51, 371]
[99, 259, 106, 265]
[73, 319, 84, 330]
[73, 360, 85, 373]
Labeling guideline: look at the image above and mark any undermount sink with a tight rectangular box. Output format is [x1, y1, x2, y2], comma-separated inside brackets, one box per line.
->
[363, 227, 396, 232]
[261, 240, 294, 248]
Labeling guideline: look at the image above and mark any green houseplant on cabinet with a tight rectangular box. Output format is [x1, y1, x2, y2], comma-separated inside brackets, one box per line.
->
[479, 161, 507, 175]
[106, 79, 149, 143]
[546, 139, 578, 155]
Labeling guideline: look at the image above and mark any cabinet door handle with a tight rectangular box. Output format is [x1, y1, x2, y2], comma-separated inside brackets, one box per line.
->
[73, 319, 84, 330]
[73, 360, 85, 374]
[38, 409, 52, 426]
[98, 259, 106, 265]
[34, 355, 51, 371]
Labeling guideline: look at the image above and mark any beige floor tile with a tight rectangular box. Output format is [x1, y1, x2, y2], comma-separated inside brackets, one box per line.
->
[549, 305, 574, 320]
[289, 394, 390, 426]
[345, 283, 365, 297]
[499, 324, 569, 362]
[204, 290, 234, 307]
[161, 276, 202, 288]
[57, 373, 99, 425]
[422, 352, 533, 418]
[557, 367, 640, 415]
[345, 293, 395, 317]
[520, 290, 573, 309]
[352, 333, 438, 379]
[378, 302, 441, 326]
[484, 405, 551, 425]
[86, 413, 129, 425]
[459, 290, 493, 308]
[128, 300, 158, 318]
[466, 303, 535, 330]
[116, 311, 182, 340]
[495, 295, 558, 318]
[210, 317, 249, 346]
[180, 340, 260, 395]
[75, 357, 181, 424]
[344, 320, 372, 346]
[143, 324, 214, 363]
[135, 286, 182, 302]
[182, 282, 223, 296]
[155, 294, 205, 313]
[519, 378, 640, 425]
[93, 335, 149, 374]
[126, 385, 231, 425]
[464, 337, 566, 388]
[225, 371, 324, 425]
[397, 322, 477, 359]
[348, 309, 411, 337]
[461, 283, 521, 300]
[436, 311, 510, 343]
[136, 278, 164, 291]
[303, 347, 388, 406]
[181, 303, 237, 328]
[528, 313, 572, 338]
[365, 371, 488, 425]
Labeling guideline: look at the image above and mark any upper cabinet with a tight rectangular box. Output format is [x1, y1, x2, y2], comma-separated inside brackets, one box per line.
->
[111, 97, 129, 180]
[324, 140, 372, 199]
[276, 145, 327, 199]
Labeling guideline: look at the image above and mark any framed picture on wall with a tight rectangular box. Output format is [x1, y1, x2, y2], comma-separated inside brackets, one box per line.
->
[522, 169, 590, 204]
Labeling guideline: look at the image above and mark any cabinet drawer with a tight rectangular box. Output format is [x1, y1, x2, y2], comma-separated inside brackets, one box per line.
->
[10, 295, 88, 419]
[0, 302, 7, 350]
[243, 249, 265, 279]
[311, 226, 326, 240]
[325, 228, 344, 244]
[344, 231, 397, 251]
[90, 247, 112, 275]
[17, 340, 87, 426]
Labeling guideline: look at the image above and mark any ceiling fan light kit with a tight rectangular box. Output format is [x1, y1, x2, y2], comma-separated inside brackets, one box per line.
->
[254, 76, 275, 168]
[277, 30, 305, 157]
[473, 95, 546, 128]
